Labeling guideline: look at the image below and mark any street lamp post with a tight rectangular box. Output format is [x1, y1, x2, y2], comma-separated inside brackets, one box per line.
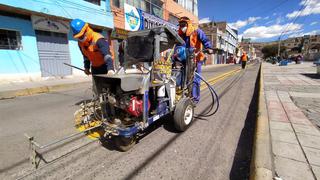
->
[277, 37, 281, 57]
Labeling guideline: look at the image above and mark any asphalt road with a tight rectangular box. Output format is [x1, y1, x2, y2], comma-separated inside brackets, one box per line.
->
[0, 63, 260, 180]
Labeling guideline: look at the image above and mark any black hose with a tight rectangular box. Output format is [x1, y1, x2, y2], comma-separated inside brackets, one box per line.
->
[194, 72, 220, 117]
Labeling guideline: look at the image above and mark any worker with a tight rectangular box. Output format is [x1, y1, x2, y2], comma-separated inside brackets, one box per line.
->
[70, 19, 115, 75]
[240, 52, 248, 69]
[178, 16, 213, 103]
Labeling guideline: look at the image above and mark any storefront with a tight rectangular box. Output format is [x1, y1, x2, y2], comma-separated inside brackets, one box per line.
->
[32, 16, 72, 77]
[0, 0, 114, 82]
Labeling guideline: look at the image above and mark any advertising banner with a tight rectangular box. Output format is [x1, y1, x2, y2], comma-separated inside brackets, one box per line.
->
[124, 3, 143, 31]
[141, 12, 177, 31]
[111, 28, 129, 39]
[124, 3, 177, 32]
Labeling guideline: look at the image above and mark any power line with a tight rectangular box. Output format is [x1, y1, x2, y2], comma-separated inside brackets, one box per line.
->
[277, 0, 311, 56]
[279, 0, 310, 39]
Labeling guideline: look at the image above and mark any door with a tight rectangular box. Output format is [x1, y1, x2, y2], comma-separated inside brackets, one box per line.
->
[35, 30, 71, 77]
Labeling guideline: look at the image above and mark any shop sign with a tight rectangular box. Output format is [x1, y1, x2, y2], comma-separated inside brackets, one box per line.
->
[141, 12, 177, 31]
[111, 28, 129, 39]
[124, 3, 143, 31]
[124, 4, 177, 31]
[31, 15, 70, 33]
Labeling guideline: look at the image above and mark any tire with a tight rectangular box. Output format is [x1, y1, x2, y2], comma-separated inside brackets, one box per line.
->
[173, 98, 194, 131]
[113, 136, 136, 152]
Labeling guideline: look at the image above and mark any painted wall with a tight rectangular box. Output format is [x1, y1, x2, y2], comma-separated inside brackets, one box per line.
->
[0, 15, 40, 74]
[164, 0, 199, 25]
[0, 0, 114, 28]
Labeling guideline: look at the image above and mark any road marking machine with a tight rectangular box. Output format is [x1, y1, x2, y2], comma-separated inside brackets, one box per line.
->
[25, 26, 219, 168]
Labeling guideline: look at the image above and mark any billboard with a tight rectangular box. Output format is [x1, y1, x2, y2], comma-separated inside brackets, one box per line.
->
[124, 3, 177, 31]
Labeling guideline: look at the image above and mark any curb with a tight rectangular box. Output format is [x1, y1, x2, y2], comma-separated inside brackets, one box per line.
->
[250, 63, 274, 180]
[0, 81, 90, 100]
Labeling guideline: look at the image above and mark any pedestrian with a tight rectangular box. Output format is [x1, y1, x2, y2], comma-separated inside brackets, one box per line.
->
[70, 19, 115, 75]
[241, 52, 248, 69]
[178, 16, 213, 103]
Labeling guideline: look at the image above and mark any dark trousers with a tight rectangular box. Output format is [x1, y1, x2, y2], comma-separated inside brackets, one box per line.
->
[91, 64, 109, 75]
[91, 64, 108, 97]
[242, 61, 247, 69]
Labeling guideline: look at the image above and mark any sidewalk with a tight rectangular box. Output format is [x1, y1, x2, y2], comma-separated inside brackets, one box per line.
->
[0, 76, 91, 99]
[0, 64, 232, 99]
[263, 62, 320, 179]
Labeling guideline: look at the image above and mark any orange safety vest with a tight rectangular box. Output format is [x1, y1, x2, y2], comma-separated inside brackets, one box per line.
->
[190, 30, 205, 61]
[178, 23, 204, 62]
[241, 54, 248, 62]
[78, 27, 105, 67]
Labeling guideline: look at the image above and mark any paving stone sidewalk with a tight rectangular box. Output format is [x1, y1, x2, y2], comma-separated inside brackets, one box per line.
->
[263, 62, 320, 180]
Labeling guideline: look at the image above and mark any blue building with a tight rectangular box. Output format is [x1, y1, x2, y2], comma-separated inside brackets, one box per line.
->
[0, 0, 113, 81]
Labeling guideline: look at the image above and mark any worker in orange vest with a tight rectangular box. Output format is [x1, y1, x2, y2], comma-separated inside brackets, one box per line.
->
[70, 19, 114, 75]
[178, 16, 213, 103]
[241, 52, 248, 69]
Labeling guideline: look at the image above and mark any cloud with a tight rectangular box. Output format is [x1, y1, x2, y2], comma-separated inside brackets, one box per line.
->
[286, 0, 320, 19]
[199, 17, 211, 24]
[276, 17, 283, 24]
[242, 23, 303, 40]
[266, 20, 274, 25]
[273, 13, 277, 16]
[229, 16, 261, 29]
[311, 21, 318, 25]
[289, 29, 320, 37]
[264, 16, 270, 20]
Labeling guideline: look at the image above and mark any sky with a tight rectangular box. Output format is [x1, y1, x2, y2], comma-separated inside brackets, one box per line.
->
[198, 0, 320, 42]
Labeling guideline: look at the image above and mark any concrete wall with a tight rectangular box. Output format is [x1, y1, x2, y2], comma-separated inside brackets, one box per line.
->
[0, 0, 114, 82]
[0, 0, 114, 28]
[0, 15, 86, 81]
[164, 0, 199, 25]
[0, 15, 39, 75]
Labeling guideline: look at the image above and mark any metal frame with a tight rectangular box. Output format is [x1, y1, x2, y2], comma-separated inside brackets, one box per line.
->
[24, 125, 101, 168]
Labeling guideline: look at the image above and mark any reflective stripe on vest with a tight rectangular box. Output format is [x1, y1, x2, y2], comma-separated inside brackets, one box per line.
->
[79, 32, 105, 67]
[190, 31, 205, 61]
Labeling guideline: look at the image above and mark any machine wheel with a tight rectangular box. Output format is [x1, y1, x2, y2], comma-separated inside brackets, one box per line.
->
[114, 136, 136, 152]
[173, 98, 194, 131]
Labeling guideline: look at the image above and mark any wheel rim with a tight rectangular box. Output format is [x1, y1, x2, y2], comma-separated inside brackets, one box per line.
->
[184, 105, 193, 125]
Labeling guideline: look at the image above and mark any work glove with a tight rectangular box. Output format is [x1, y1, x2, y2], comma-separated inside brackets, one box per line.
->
[107, 70, 115, 75]
[84, 68, 91, 75]
[204, 49, 214, 54]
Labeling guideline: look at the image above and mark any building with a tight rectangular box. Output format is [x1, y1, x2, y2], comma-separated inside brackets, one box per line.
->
[302, 34, 320, 60]
[0, 0, 200, 82]
[199, 21, 238, 64]
[240, 41, 256, 60]
[279, 35, 320, 60]
[0, 0, 114, 83]
[109, 0, 199, 67]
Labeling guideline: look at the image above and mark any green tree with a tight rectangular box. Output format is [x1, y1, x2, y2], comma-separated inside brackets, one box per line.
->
[261, 44, 286, 58]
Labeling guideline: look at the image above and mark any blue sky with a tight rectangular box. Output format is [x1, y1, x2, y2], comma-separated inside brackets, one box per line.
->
[198, 0, 320, 42]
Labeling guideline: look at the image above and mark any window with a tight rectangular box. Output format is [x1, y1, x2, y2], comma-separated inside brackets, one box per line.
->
[0, 29, 22, 50]
[169, 14, 179, 25]
[84, 0, 100, 6]
[141, 0, 163, 18]
[113, 0, 121, 7]
[113, 0, 125, 8]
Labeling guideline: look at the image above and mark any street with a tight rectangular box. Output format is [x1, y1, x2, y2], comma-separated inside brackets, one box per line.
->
[0, 63, 260, 180]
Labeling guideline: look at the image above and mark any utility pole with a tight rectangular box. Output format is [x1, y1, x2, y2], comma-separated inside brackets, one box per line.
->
[277, 37, 281, 57]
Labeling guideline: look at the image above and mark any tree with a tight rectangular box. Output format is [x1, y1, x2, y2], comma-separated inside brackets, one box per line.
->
[261, 44, 286, 58]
